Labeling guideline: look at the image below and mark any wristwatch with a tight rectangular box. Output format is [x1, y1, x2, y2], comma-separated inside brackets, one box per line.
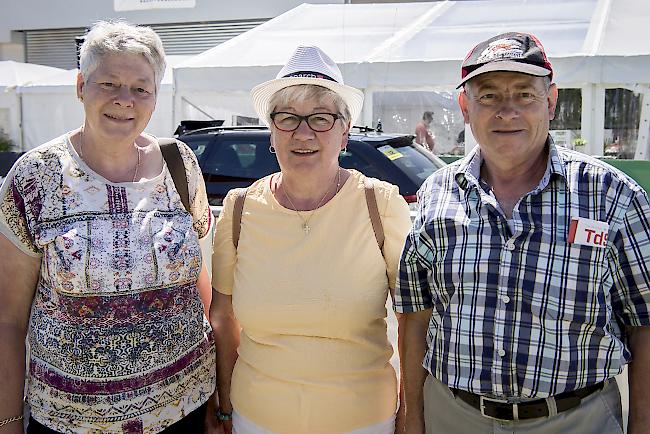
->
[216, 408, 233, 422]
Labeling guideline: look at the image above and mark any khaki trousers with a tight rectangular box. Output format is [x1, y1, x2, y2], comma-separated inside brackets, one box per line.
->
[424, 375, 624, 434]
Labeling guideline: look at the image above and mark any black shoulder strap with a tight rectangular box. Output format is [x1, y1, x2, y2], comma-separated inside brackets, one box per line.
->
[159, 138, 191, 213]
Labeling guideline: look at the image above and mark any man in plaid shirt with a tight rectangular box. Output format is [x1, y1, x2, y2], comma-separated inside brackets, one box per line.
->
[394, 32, 650, 434]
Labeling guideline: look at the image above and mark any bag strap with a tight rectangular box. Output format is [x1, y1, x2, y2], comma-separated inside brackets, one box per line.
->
[159, 138, 191, 213]
[364, 178, 385, 252]
[232, 188, 248, 249]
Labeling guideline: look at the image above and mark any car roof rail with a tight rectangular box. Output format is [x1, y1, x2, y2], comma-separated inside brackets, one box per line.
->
[178, 125, 270, 136]
[174, 120, 225, 135]
[351, 125, 379, 134]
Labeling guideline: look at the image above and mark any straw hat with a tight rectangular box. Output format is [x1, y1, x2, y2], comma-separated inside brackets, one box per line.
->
[251, 45, 364, 125]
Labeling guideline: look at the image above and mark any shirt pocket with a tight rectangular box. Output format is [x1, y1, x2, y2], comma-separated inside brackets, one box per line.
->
[528, 235, 609, 324]
[39, 221, 92, 295]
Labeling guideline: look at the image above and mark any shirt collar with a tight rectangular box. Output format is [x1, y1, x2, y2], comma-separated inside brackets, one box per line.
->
[454, 136, 568, 192]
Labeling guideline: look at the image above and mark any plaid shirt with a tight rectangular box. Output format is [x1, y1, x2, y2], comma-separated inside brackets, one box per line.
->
[394, 139, 650, 399]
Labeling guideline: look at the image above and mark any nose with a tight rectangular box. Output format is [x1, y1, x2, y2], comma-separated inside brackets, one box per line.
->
[114, 86, 134, 107]
[292, 117, 315, 138]
[495, 96, 519, 121]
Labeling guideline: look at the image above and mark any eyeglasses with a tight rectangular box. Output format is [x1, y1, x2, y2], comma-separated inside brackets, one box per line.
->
[270, 112, 341, 132]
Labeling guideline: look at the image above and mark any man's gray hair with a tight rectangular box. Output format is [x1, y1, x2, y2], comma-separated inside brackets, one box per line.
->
[268, 85, 351, 125]
[79, 20, 166, 91]
[463, 74, 553, 93]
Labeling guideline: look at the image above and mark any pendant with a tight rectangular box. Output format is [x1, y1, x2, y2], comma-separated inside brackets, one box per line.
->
[302, 223, 310, 234]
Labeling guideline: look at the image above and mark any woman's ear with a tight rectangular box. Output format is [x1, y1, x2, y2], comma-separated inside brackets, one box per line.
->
[76, 72, 85, 101]
[340, 122, 350, 150]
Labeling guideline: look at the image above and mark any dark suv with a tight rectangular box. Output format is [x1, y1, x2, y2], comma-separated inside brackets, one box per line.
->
[177, 125, 446, 209]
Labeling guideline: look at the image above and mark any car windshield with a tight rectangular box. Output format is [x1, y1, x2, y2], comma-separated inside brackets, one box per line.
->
[375, 140, 442, 184]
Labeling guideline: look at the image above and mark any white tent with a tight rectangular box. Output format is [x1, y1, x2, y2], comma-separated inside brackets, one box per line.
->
[0, 61, 63, 150]
[174, 0, 650, 157]
[18, 55, 189, 150]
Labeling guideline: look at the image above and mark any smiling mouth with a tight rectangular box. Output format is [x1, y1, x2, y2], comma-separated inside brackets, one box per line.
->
[105, 114, 134, 121]
[292, 149, 317, 155]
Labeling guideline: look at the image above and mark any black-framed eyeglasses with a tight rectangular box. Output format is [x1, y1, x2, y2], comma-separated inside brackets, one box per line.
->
[270, 112, 341, 132]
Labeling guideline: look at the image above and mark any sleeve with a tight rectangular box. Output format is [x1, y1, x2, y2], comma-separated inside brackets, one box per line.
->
[610, 190, 650, 326]
[377, 183, 412, 290]
[392, 179, 436, 313]
[178, 141, 212, 240]
[0, 156, 42, 257]
[211, 189, 238, 295]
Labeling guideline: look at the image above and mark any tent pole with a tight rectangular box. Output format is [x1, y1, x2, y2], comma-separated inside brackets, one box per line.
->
[18, 92, 24, 152]
[361, 88, 373, 129]
[581, 84, 605, 157]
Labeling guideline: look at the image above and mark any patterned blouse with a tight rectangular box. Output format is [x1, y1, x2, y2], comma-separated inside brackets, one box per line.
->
[0, 134, 216, 434]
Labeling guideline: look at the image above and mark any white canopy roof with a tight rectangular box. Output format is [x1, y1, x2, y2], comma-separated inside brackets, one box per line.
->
[0, 61, 62, 89]
[175, 0, 650, 92]
[173, 0, 650, 156]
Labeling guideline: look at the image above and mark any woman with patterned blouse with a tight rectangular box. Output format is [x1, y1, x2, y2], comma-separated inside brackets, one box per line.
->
[0, 21, 216, 434]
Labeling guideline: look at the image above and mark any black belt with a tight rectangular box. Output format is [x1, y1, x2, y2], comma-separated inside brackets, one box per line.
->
[451, 382, 604, 421]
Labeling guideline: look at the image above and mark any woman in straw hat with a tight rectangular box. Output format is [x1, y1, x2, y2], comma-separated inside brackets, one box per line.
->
[208, 46, 411, 434]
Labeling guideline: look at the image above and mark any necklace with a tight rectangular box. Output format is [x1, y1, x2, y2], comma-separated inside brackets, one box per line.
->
[282, 168, 341, 235]
[78, 129, 141, 182]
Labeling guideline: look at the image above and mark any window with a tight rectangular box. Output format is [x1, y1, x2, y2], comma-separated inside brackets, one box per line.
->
[549, 88, 582, 149]
[203, 136, 279, 179]
[378, 142, 442, 184]
[181, 135, 210, 160]
[604, 88, 642, 159]
[339, 148, 385, 179]
[372, 91, 465, 154]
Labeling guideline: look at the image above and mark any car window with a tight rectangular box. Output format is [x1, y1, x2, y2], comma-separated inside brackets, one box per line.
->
[203, 136, 279, 178]
[376, 142, 442, 184]
[179, 135, 210, 160]
[339, 148, 385, 179]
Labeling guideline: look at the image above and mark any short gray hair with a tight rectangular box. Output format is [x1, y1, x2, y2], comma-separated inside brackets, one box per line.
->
[79, 20, 166, 91]
[463, 74, 552, 94]
[268, 85, 351, 125]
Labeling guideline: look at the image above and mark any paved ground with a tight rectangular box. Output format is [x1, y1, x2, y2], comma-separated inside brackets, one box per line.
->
[385, 300, 630, 432]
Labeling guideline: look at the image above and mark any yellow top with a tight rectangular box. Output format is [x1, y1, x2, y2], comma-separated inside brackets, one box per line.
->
[212, 170, 411, 434]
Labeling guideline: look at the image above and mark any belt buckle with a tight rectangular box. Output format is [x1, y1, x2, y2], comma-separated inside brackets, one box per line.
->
[479, 396, 519, 421]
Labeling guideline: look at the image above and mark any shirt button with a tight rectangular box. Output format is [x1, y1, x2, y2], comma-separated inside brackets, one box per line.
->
[505, 241, 515, 251]
[497, 349, 506, 357]
[502, 295, 511, 304]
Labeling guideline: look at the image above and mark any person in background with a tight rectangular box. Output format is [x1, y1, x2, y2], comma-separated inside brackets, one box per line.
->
[395, 32, 650, 434]
[415, 111, 435, 151]
[0, 20, 215, 434]
[209, 45, 411, 434]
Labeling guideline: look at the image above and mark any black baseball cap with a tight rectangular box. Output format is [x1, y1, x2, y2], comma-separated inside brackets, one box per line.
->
[457, 32, 553, 88]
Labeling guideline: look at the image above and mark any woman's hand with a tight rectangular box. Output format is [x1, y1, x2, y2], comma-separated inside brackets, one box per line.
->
[204, 405, 225, 434]
[221, 419, 233, 434]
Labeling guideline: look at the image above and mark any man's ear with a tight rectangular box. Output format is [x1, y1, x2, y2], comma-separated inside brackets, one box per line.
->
[458, 91, 470, 124]
[547, 83, 559, 120]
